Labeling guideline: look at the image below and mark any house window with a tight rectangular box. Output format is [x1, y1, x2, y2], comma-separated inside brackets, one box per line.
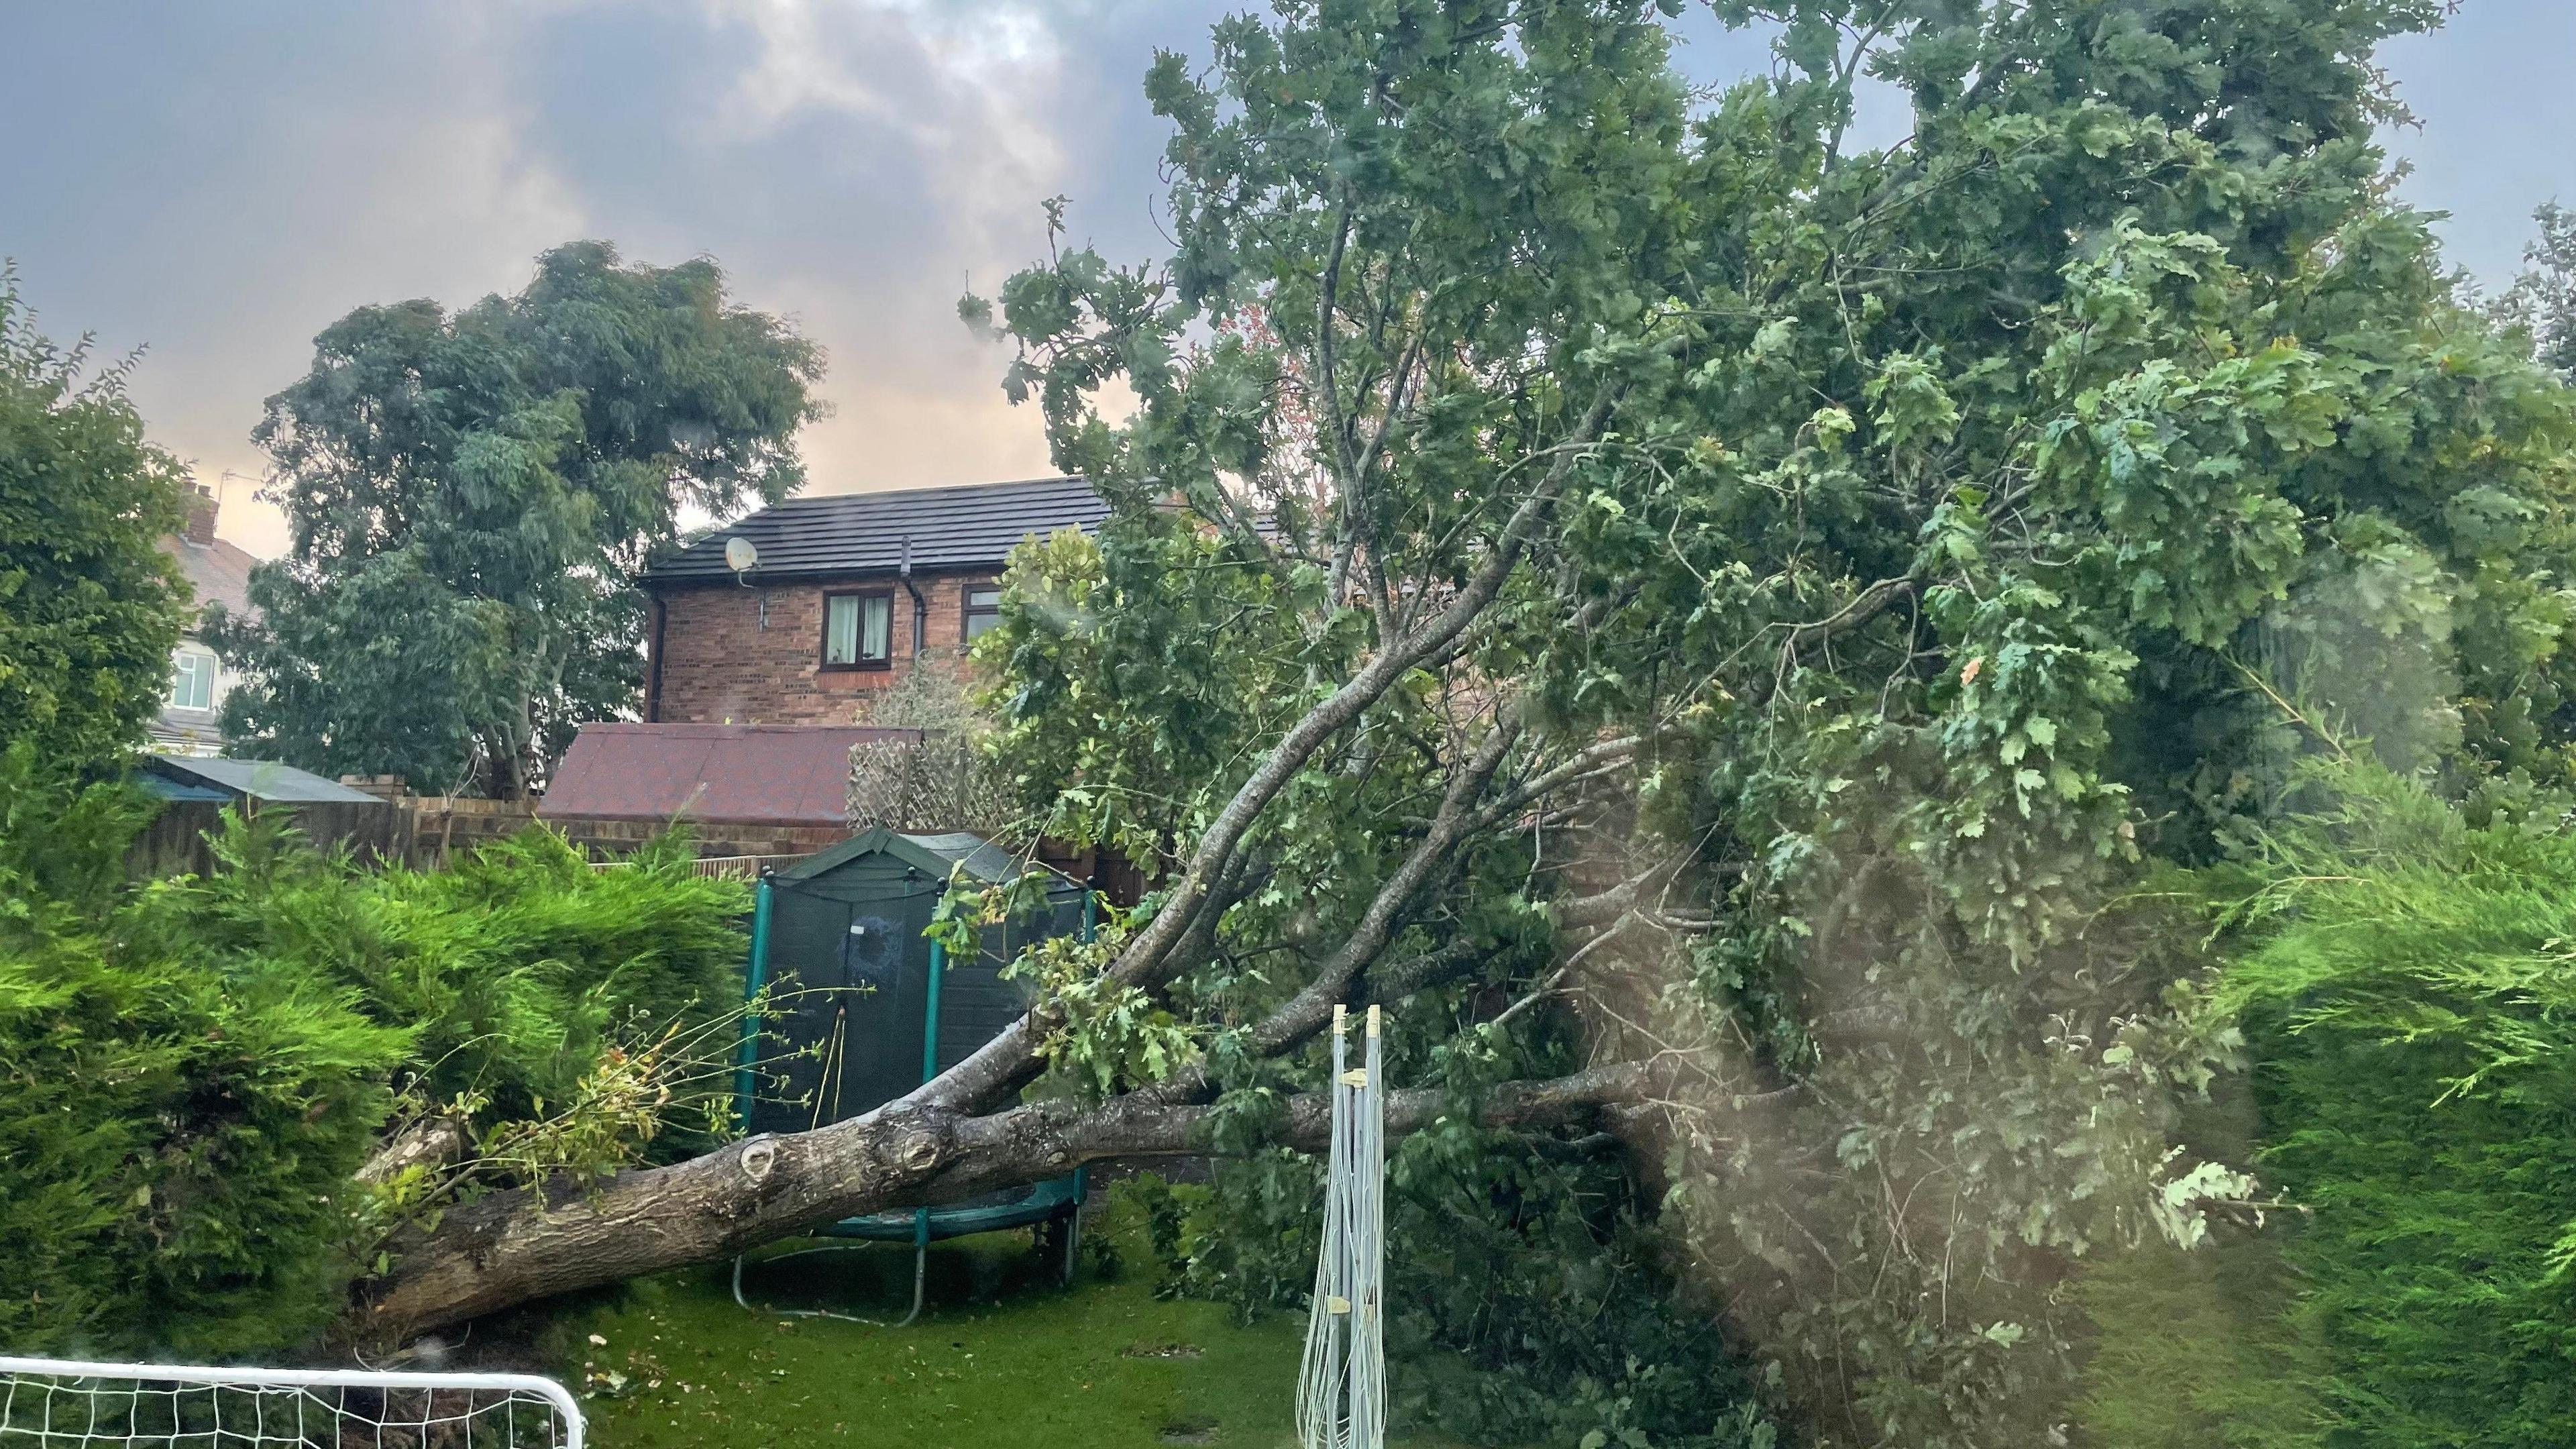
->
[963, 585, 1004, 643]
[168, 647, 216, 710]
[822, 591, 894, 668]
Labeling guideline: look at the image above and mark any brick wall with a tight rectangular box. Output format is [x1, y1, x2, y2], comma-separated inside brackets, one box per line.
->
[649, 572, 993, 724]
[407, 796, 852, 867]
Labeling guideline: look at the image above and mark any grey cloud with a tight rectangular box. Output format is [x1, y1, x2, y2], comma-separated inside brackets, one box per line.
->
[3, 1, 2568, 558]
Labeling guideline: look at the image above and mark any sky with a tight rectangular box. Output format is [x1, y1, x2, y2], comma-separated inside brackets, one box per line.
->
[3, 1, 2570, 559]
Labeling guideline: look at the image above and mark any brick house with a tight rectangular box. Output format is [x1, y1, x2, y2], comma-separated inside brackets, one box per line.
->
[639, 476, 1106, 724]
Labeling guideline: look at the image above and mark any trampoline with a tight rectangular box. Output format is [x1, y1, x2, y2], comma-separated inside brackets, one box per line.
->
[731, 828, 1092, 1326]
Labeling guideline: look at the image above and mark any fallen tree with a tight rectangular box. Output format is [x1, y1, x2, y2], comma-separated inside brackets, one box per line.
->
[363, 1060, 1668, 1336]
[358, 378, 1671, 1335]
[352, 0, 1685, 1348]
[341, 4, 2576, 1444]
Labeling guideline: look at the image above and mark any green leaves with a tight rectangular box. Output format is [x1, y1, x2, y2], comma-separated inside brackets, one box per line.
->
[1007, 931, 1201, 1100]
[217, 242, 823, 796]
[2106, 765, 2576, 1446]
[957, 0, 2576, 1444]
[0, 761, 405, 1356]
[0, 755, 750, 1356]
[0, 270, 193, 771]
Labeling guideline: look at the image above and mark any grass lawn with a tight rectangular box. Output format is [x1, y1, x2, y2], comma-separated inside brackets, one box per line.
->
[556, 1223, 1468, 1449]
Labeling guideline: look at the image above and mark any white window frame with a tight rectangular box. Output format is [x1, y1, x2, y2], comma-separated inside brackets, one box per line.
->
[169, 647, 217, 711]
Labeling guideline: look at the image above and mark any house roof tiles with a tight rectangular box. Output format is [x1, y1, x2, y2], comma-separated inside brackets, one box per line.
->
[161, 533, 260, 627]
[641, 476, 1106, 586]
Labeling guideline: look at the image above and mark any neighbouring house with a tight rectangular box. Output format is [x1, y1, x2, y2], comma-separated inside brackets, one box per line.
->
[152, 484, 258, 756]
[546, 477, 1114, 879]
[638, 476, 1107, 725]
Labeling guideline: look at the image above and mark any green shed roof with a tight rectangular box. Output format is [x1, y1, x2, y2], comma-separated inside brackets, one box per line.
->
[143, 754, 384, 804]
[780, 827, 1076, 892]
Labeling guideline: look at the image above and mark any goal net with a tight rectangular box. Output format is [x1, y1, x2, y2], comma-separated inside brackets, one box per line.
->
[0, 1356, 583, 1449]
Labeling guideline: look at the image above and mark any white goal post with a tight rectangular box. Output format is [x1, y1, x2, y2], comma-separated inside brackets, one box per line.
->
[0, 1356, 584, 1449]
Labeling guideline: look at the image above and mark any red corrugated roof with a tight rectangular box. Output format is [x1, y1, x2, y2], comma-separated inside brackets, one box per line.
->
[539, 722, 922, 826]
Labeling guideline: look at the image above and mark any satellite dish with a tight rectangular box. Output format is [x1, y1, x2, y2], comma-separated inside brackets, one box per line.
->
[724, 535, 759, 574]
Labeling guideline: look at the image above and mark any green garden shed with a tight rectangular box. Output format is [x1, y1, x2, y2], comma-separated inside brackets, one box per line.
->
[732, 828, 1092, 1324]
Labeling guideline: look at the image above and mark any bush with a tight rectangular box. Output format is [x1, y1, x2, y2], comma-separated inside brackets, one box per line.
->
[149, 820, 749, 1133]
[0, 752, 750, 1356]
[1122, 1123, 1772, 1449]
[2079, 767, 2576, 1447]
[0, 753, 406, 1356]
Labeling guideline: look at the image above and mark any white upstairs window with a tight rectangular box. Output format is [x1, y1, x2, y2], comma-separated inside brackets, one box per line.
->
[168, 647, 216, 710]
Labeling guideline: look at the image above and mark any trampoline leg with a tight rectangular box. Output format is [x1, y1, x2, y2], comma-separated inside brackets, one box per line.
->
[889, 1242, 925, 1328]
[732, 1241, 928, 1328]
[1061, 1208, 1081, 1287]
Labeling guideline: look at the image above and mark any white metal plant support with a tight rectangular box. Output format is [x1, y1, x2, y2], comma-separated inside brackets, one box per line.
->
[1297, 1003, 1387, 1449]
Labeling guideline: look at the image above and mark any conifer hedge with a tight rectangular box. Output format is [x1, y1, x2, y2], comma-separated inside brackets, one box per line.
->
[2082, 770, 2576, 1446]
[0, 752, 749, 1357]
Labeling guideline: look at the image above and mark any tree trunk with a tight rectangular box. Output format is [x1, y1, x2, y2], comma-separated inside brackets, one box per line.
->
[351, 1064, 1653, 1345]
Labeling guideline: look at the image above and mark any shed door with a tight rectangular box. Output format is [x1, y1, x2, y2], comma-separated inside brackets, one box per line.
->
[754, 876, 937, 1134]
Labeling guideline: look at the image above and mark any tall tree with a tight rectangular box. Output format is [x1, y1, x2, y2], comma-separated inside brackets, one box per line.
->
[341, 4, 2575, 1445]
[0, 268, 192, 770]
[2496, 202, 2576, 380]
[215, 242, 824, 797]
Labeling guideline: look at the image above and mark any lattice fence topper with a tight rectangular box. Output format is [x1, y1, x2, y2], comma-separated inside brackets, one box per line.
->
[846, 732, 1010, 833]
[1298, 1003, 1388, 1449]
[0, 1356, 583, 1449]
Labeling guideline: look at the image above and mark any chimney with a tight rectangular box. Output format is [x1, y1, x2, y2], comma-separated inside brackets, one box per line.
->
[183, 485, 218, 546]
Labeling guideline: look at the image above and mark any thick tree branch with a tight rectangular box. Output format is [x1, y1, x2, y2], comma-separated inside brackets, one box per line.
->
[1238, 716, 1518, 1046]
[356, 1117, 470, 1187]
[1318, 196, 1377, 624]
[915, 384, 1619, 1117]
[1475, 733, 1642, 827]
[1362, 936, 1490, 1004]
[1136, 722, 1523, 1108]
[1556, 854, 1688, 931]
[357, 1062, 1654, 1342]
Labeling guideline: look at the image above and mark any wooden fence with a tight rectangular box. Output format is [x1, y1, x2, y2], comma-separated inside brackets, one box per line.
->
[131, 790, 846, 879]
[588, 851, 814, 879]
[128, 798, 415, 878]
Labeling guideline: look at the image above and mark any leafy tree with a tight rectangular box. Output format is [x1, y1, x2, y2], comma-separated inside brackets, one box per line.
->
[214, 241, 824, 797]
[2495, 202, 2576, 380]
[958, 0, 2574, 1440]
[0, 268, 193, 769]
[347, 5, 2576, 1446]
[0, 754, 405, 1357]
